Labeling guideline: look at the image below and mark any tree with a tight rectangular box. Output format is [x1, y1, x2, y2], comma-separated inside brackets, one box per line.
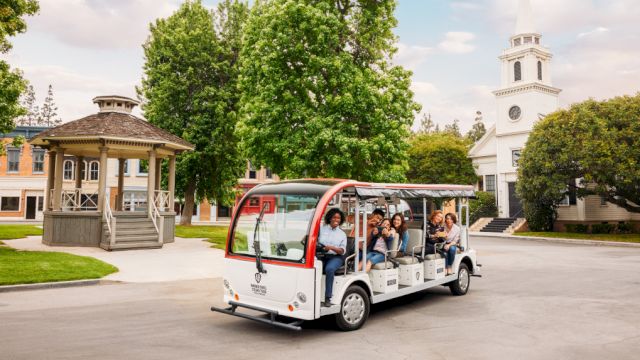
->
[139, 0, 248, 225]
[517, 94, 640, 229]
[15, 84, 39, 126]
[238, 0, 420, 182]
[443, 119, 462, 137]
[406, 132, 477, 185]
[0, 0, 39, 134]
[39, 84, 61, 126]
[417, 112, 435, 134]
[466, 110, 486, 143]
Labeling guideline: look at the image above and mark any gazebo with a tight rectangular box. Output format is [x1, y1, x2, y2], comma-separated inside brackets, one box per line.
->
[29, 96, 194, 250]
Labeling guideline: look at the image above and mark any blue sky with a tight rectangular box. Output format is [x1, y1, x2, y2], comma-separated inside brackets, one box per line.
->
[3, 0, 639, 132]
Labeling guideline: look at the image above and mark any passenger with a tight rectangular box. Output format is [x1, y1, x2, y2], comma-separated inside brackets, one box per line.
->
[360, 218, 394, 272]
[443, 212, 461, 275]
[390, 213, 409, 256]
[425, 210, 446, 255]
[317, 208, 347, 307]
[350, 208, 385, 238]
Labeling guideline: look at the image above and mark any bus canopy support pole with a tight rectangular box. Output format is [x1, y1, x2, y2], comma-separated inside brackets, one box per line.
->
[354, 197, 360, 273]
[422, 197, 427, 259]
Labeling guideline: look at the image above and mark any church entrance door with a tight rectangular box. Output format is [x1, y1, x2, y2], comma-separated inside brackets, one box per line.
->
[508, 182, 524, 218]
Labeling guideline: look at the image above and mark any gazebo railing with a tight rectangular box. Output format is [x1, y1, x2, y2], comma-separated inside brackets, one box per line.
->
[154, 190, 170, 211]
[60, 189, 99, 211]
[103, 195, 116, 246]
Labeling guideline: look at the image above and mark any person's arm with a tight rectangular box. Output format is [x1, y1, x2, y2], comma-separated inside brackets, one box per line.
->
[327, 234, 347, 255]
[400, 231, 409, 253]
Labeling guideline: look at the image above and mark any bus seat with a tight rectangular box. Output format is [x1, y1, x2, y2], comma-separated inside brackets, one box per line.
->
[372, 261, 395, 270]
[396, 229, 423, 260]
[425, 253, 443, 260]
[334, 237, 356, 275]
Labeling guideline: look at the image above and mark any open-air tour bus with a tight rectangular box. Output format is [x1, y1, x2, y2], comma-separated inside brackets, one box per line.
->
[211, 179, 481, 331]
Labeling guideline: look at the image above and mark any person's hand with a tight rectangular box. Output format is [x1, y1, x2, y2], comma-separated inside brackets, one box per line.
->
[382, 228, 390, 237]
[444, 244, 450, 251]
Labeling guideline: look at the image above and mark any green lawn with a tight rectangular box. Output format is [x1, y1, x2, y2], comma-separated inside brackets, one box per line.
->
[0, 225, 43, 240]
[0, 246, 118, 286]
[175, 225, 229, 249]
[515, 232, 640, 243]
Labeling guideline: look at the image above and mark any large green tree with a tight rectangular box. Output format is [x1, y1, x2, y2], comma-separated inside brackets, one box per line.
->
[0, 0, 39, 134]
[139, 0, 248, 225]
[238, 0, 420, 182]
[517, 94, 640, 230]
[406, 132, 477, 185]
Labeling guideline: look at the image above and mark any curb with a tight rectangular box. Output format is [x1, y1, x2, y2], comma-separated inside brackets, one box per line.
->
[470, 232, 640, 248]
[0, 279, 119, 293]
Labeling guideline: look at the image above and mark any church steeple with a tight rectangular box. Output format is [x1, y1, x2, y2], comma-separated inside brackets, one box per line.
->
[514, 0, 535, 35]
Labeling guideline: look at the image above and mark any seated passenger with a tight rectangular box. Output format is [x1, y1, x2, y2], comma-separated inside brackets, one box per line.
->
[350, 208, 385, 238]
[425, 210, 446, 255]
[317, 208, 347, 307]
[391, 213, 409, 256]
[443, 212, 461, 275]
[360, 218, 393, 272]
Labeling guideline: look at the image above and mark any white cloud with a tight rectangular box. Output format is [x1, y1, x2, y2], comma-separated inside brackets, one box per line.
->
[28, 0, 181, 49]
[393, 43, 433, 71]
[438, 32, 476, 54]
[577, 26, 609, 39]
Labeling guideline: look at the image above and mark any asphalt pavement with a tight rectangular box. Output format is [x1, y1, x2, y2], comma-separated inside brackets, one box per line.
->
[1, 236, 639, 360]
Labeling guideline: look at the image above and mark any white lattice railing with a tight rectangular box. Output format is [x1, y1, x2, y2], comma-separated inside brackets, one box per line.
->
[60, 189, 99, 211]
[154, 190, 170, 211]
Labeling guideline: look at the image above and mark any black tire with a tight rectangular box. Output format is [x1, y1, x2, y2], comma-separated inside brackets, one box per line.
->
[335, 285, 370, 331]
[449, 262, 470, 296]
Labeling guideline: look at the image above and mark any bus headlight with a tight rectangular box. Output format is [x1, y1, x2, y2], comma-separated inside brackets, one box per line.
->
[296, 292, 307, 303]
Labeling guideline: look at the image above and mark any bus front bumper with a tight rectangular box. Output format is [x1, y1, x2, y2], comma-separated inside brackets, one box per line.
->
[211, 300, 303, 331]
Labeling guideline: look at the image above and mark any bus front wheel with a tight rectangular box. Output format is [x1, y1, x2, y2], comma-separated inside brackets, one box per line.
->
[335, 285, 370, 331]
[449, 263, 470, 296]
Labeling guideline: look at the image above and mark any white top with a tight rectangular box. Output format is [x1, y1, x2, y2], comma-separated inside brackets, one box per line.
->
[445, 223, 461, 244]
[318, 224, 347, 255]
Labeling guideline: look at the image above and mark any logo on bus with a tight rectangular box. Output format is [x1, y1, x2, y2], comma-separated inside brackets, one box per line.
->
[255, 273, 262, 283]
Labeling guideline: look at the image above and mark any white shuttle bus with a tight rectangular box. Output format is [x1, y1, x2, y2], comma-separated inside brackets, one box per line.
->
[211, 179, 481, 331]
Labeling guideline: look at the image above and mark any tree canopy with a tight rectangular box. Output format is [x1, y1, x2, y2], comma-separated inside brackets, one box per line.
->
[238, 0, 420, 182]
[517, 94, 640, 228]
[406, 132, 477, 185]
[0, 0, 39, 134]
[139, 0, 248, 224]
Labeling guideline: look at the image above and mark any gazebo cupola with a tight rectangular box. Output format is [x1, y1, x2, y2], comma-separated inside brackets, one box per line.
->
[29, 95, 194, 250]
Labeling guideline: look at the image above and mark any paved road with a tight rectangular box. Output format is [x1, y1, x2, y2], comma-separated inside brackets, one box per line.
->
[1, 236, 639, 360]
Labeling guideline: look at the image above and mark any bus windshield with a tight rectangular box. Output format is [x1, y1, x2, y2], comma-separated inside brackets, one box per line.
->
[230, 194, 320, 262]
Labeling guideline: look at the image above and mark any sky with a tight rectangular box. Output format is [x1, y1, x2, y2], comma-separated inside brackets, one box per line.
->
[3, 0, 639, 132]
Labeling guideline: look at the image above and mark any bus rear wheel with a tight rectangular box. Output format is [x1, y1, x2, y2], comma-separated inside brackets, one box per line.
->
[335, 285, 370, 331]
[449, 263, 470, 296]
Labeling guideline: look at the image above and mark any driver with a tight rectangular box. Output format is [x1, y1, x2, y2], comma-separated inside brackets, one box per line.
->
[317, 208, 347, 307]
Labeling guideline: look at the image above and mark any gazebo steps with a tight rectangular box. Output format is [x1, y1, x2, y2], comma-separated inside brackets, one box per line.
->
[101, 214, 161, 250]
[100, 241, 162, 251]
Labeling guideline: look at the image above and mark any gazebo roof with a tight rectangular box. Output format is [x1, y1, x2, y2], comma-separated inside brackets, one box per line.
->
[30, 112, 193, 151]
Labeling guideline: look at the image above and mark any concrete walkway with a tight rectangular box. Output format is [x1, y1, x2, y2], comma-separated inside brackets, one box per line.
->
[470, 231, 640, 248]
[6, 236, 224, 283]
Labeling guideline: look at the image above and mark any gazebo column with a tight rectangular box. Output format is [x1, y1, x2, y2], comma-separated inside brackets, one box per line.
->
[147, 149, 157, 217]
[53, 147, 65, 211]
[97, 146, 109, 212]
[74, 156, 84, 210]
[168, 155, 176, 213]
[155, 158, 162, 191]
[117, 158, 125, 211]
[45, 149, 57, 210]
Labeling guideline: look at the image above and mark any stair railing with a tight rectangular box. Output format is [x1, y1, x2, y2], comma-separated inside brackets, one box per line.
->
[150, 197, 164, 244]
[103, 195, 116, 246]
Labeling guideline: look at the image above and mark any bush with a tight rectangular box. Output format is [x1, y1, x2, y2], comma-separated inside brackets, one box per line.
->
[565, 224, 589, 233]
[468, 191, 498, 225]
[523, 200, 556, 232]
[617, 223, 633, 234]
[591, 223, 615, 234]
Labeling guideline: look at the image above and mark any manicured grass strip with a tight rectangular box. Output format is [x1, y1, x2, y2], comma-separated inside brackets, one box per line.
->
[0, 225, 43, 240]
[175, 225, 228, 249]
[515, 232, 640, 243]
[0, 247, 118, 286]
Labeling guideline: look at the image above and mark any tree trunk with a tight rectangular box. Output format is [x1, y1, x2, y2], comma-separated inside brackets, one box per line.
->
[180, 180, 197, 226]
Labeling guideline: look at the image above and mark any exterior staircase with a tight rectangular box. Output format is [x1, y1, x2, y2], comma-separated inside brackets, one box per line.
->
[100, 212, 162, 250]
[480, 217, 519, 233]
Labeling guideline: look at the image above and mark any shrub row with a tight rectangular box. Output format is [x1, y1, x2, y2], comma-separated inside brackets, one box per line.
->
[564, 223, 635, 234]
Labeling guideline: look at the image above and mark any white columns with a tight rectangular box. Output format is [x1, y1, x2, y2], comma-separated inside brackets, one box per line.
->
[147, 149, 157, 217]
[97, 146, 109, 212]
[53, 147, 65, 211]
[46, 150, 56, 210]
[75, 156, 84, 190]
[168, 154, 176, 213]
[117, 158, 125, 211]
[155, 158, 162, 191]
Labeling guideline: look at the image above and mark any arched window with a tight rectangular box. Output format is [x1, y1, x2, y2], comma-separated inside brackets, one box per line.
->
[90, 161, 99, 181]
[537, 61, 542, 80]
[514, 61, 522, 81]
[63, 160, 75, 180]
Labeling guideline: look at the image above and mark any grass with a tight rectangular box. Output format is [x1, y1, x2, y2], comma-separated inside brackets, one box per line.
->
[0, 225, 43, 240]
[515, 232, 640, 243]
[0, 246, 118, 286]
[175, 225, 229, 249]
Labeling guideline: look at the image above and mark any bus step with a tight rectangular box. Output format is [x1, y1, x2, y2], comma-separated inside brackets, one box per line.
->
[211, 301, 303, 331]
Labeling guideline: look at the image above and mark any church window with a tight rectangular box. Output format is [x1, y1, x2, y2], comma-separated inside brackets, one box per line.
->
[537, 61, 542, 80]
[485, 175, 496, 194]
[513, 38, 521, 46]
[524, 36, 532, 44]
[535, 37, 540, 44]
[512, 149, 521, 167]
[514, 61, 522, 81]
